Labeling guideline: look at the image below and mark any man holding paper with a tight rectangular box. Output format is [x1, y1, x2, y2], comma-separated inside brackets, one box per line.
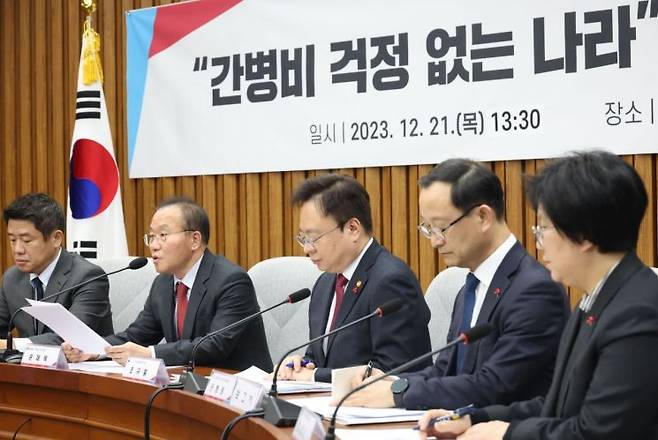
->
[62, 197, 272, 370]
[0, 193, 113, 348]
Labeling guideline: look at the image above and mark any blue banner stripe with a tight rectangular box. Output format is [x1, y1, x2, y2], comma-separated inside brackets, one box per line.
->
[126, 8, 157, 171]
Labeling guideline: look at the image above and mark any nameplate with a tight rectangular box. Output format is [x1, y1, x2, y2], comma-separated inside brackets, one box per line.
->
[20, 344, 68, 370]
[203, 369, 264, 411]
[204, 370, 238, 402]
[122, 357, 169, 386]
[230, 376, 265, 411]
[292, 407, 325, 440]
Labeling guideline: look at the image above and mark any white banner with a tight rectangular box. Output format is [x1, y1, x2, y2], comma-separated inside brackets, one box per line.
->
[67, 33, 129, 259]
[126, 0, 658, 178]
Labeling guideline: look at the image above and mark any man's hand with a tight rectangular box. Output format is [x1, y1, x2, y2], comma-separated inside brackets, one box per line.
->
[104, 342, 151, 365]
[340, 369, 394, 408]
[417, 410, 472, 439]
[458, 421, 509, 440]
[273, 354, 315, 381]
[61, 342, 96, 363]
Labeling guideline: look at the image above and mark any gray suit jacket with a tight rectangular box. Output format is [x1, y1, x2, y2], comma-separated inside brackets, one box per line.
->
[0, 249, 113, 345]
[107, 250, 273, 370]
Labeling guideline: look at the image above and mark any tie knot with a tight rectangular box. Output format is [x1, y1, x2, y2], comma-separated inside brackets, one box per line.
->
[32, 277, 43, 289]
[176, 282, 188, 299]
[465, 273, 479, 291]
[336, 273, 348, 290]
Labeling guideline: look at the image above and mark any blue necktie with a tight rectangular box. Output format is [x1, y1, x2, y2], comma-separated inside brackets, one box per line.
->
[31, 277, 44, 333]
[456, 273, 479, 374]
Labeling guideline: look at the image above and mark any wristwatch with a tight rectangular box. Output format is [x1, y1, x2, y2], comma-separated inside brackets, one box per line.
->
[390, 377, 409, 407]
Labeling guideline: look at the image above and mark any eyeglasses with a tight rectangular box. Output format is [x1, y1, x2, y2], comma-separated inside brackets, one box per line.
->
[531, 225, 555, 249]
[418, 205, 478, 241]
[296, 225, 341, 249]
[143, 230, 194, 246]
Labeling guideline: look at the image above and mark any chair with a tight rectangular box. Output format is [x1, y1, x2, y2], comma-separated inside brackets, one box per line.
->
[424, 266, 469, 354]
[90, 257, 158, 332]
[248, 256, 323, 364]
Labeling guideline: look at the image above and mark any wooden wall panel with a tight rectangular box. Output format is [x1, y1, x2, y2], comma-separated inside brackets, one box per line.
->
[0, 1, 657, 310]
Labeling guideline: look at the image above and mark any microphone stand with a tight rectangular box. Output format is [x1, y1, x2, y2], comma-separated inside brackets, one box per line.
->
[1, 257, 147, 364]
[325, 323, 493, 439]
[263, 305, 396, 427]
[181, 289, 310, 394]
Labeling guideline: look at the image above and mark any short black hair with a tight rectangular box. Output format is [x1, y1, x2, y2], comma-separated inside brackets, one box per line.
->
[419, 159, 505, 219]
[292, 174, 373, 233]
[157, 197, 210, 245]
[3, 193, 66, 239]
[525, 150, 647, 252]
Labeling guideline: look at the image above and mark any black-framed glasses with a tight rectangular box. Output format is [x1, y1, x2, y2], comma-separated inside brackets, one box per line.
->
[143, 230, 194, 246]
[295, 225, 341, 249]
[417, 205, 479, 241]
[531, 225, 555, 248]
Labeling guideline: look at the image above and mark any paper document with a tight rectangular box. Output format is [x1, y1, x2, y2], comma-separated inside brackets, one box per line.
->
[236, 366, 332, 394]
[287, 396, 425, 425]
[335, 428, 435, 439]
[68, 360, 124, 374]
[23, 299, 110, 354]
[331, 365, 366, 401]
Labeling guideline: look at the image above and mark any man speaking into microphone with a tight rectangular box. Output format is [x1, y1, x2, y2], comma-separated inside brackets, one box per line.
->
[0, 193, 113, 349]
[63, 197, 272, 370]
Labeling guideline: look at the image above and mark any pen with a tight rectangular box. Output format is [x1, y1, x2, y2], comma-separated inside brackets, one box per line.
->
[362, 361, 374, 380]
[285, 358, 311, 368]
[413, 404, 476, 430]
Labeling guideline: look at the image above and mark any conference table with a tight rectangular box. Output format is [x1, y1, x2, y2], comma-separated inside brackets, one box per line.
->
[0, 363, 415, 439]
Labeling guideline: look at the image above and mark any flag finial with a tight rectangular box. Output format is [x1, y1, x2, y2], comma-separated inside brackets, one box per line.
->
[81, 0, 103, 85]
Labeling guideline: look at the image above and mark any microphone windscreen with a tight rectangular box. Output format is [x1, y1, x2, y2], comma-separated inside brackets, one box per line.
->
[288, 288, 311, 303]
[129, 257, 148, 270]
[377, 298, 404, 316]
[463, 323, 493, 343]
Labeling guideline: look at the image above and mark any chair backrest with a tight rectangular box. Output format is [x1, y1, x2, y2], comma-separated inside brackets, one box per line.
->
[248, 256, 323, 364]
[90, 257, 158, 332]
[424, 266, 469, 353]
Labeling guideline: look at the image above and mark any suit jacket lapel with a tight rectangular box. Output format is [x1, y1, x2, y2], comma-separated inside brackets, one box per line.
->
[310, 276, 334, 366]
[462, 242, 523, 372]
[554, 252, 642, 414]
[181, 250, 212, 340]
[325, 241, 379, 355]
[160, 275, 177, 342]
[37, 250, 71, 334]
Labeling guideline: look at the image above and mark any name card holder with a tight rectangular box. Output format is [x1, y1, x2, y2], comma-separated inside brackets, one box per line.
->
[204, 370, 238, 402]
[20, 344, 68, 370]
[122, 357, 169, 386]
[203, 370, 265, 412]
[292, 407, 325, 440]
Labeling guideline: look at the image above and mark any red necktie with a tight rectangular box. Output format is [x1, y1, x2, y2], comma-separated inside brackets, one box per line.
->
[330, 273, 348, 330]
[176, 282, 189, 338]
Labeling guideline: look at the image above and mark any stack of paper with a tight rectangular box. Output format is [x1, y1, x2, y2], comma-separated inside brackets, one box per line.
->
[68, 360, 124, 374]
[236, 366, 332, 394]
[287, 396, 425, 425]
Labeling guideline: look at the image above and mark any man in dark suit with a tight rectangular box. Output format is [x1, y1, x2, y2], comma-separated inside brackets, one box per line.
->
[344, 159, 569, 409]
[0, 193, 113, 349]
[420, 151, 658, 440]
[278, 175, 432, 383]
[63, 197, 272, 370]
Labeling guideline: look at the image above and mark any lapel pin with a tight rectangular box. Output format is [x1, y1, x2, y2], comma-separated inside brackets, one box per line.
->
[585, 315, 596, 326]
[493, 287, 502, 298]
[352, 280, 362, 294]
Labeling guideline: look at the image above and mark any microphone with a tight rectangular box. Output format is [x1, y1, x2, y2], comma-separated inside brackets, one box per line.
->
[324, 323, 493, 439]
[1, 256, 149, 364]
[262, 298, 404, 427]
[181, 288, 311, 394]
